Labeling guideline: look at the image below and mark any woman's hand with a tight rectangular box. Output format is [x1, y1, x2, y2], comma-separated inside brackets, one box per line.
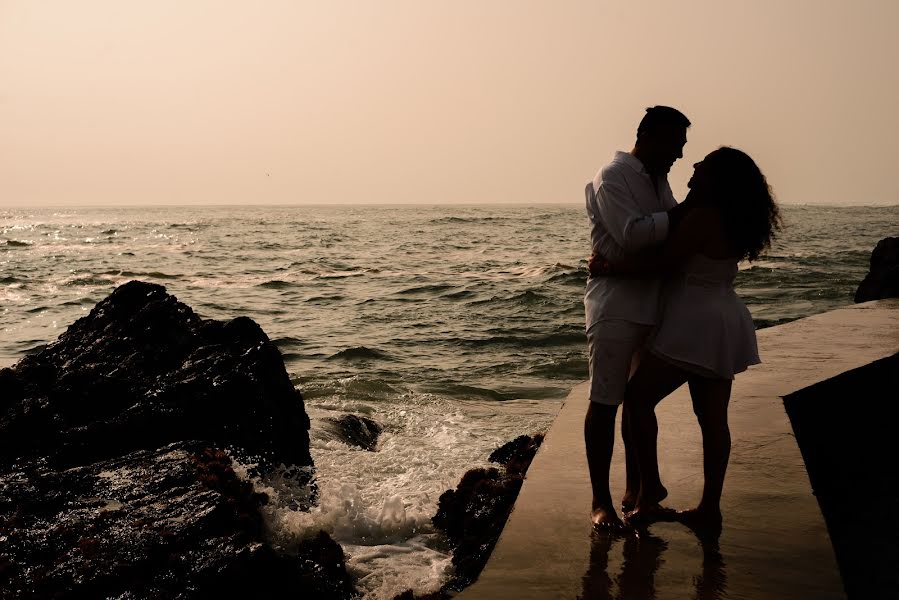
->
[588, 252, 613, 277]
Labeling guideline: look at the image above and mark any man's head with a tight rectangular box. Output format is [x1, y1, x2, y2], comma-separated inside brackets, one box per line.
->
[633, 106, 690, 176]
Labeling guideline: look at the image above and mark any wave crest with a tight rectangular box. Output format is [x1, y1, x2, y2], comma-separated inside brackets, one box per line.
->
[327, 346, 393, 362]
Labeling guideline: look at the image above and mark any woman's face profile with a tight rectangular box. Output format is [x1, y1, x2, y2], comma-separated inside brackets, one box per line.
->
[687, 158, 711, 191]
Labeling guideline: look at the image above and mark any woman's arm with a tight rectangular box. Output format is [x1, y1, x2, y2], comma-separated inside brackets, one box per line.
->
[591, 205, 718, 277]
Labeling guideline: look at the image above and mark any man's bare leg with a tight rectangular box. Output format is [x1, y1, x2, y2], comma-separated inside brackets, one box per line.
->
[585, 401, 624, 529]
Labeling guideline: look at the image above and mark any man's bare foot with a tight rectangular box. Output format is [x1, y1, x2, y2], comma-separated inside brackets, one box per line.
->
[677, 507, 723, 541]
[591, 505, 626, 532]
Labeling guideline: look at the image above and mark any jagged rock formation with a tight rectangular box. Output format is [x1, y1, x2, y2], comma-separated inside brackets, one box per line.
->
[855, 236, 899, 303]
[488, 433, 544, 474]
[394, 433, 545, 599]
[0, 281, 355, 599]
[325, 414, 384, 451]
[0, 280, 312, 471]
[1, 443, 353, 599]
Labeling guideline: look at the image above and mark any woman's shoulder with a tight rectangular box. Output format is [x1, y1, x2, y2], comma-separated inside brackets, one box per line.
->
[687, 202, 723, 223]
[682, 204, 734, 258]
[677, 202, 723, 235]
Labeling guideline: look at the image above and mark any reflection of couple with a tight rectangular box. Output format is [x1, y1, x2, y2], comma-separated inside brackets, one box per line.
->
[583, 106, 782, 535]
[581, 527, 727, 600]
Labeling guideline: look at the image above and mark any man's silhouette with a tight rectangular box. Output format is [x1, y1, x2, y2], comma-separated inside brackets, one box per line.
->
[584, 106, 692, 529]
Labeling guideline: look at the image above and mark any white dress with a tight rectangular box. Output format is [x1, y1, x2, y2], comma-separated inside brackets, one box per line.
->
[650, 254, 760, 380]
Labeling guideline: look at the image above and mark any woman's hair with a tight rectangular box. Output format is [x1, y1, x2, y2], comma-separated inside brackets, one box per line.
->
[703, 147, 782, 261]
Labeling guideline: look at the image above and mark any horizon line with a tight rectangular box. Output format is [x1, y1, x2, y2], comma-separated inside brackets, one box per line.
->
[1, 201, 897, 210]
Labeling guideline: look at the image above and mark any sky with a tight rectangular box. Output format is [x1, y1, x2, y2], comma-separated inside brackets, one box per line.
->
[1, 1, 897, 207]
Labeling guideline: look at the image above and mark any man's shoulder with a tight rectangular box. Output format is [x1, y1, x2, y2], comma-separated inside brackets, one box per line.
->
[594, 152, 633, 183]
[596, 158, 629, 187]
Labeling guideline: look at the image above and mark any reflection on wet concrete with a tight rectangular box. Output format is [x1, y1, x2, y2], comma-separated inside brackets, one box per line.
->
[581, 525, 726, 600]
[694, 536, 726, 600]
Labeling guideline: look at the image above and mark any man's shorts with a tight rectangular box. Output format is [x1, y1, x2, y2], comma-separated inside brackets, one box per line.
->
[587, 320, 653, 406]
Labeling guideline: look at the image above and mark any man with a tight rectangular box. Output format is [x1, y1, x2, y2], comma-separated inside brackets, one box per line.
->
[584, 106, 692, 530]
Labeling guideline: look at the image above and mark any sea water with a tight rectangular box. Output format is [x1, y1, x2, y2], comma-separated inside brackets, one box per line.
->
[1, 203, 896, 598]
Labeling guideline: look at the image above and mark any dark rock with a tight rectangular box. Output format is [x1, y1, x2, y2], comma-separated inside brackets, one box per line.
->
[0, 280, 312, 472]
[296, 530, 358, 599]
[855, 236, 899, 303]
[431, 433, 544, 592]
[325, 414, 383, 451]
[392, 590, 450, 600]
[488, 434, 542, 475]
[0, 281, 357, 599]
[0, 443, 354, 599]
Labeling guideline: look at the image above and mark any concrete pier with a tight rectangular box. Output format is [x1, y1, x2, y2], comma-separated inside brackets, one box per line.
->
[458, 299, 899, 599]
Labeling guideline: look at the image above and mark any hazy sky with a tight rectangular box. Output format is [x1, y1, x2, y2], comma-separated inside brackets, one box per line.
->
[2, 1, 897, 206]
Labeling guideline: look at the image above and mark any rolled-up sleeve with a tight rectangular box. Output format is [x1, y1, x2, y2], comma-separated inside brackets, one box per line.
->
[596, 179, 669, 251]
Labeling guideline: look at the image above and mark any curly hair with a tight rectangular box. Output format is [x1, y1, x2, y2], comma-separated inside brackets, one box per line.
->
[703, 147, 782, 262]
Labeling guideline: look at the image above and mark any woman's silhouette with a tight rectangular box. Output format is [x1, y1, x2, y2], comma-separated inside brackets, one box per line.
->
[591, 147, 782, 534]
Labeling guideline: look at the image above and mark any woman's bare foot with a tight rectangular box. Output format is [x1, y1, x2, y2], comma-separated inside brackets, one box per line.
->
[639, 483, 669, 507]
[624, 484, 673, 525]
[677, 507, 723, 540]
[620, 490, 638, 513]
[624, 503, 677, 526]
[591, 505, 626, 532]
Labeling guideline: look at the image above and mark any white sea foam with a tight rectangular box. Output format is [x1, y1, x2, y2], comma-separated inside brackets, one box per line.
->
[238, 393, 557, 600]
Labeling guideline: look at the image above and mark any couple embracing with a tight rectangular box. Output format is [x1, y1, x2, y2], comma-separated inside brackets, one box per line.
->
[583, 106, 781, 536]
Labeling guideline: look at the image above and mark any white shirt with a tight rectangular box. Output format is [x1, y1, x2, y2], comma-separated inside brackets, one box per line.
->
[584, 151, 677, 330]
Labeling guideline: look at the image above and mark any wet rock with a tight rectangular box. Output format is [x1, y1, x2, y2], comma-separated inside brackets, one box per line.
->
[325, 414, 383, 451]
[430, 433, 544, 592]
[488, 434, 542, 475]
[0, 443, 354, 599]
[855, 236, 899, 303]
[296, 530, 358, 598]
[392, 590, 449, 600]
[0, 281, 356, 599]
[0, 280, 312, 472]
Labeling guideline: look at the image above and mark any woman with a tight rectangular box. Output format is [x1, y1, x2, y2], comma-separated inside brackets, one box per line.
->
[591, 147, 781, 535]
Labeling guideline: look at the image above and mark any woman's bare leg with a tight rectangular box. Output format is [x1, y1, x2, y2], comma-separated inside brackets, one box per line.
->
[625, 353, 689, 513]
[621, 350, 645, 512]
[680, 377, 732, 532]
[621, 402, 640, 511]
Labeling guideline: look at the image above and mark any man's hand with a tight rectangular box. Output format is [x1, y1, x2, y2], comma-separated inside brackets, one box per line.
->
[667, 189, 701, 233]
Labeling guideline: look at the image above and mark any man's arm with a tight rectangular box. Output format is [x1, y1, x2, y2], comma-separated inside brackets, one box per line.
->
[594, 179, 670, 252]
[590, 205, 716, 277]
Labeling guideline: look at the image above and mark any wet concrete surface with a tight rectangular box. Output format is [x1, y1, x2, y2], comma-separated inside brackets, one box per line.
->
[458, 299, 899, 599]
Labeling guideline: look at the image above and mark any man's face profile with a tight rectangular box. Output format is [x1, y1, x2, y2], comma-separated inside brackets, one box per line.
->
[656, 129, 687, 174]
[643, 127, 687, 175]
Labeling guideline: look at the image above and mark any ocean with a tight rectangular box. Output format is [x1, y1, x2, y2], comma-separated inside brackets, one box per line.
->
[1, 203, 896, 598]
